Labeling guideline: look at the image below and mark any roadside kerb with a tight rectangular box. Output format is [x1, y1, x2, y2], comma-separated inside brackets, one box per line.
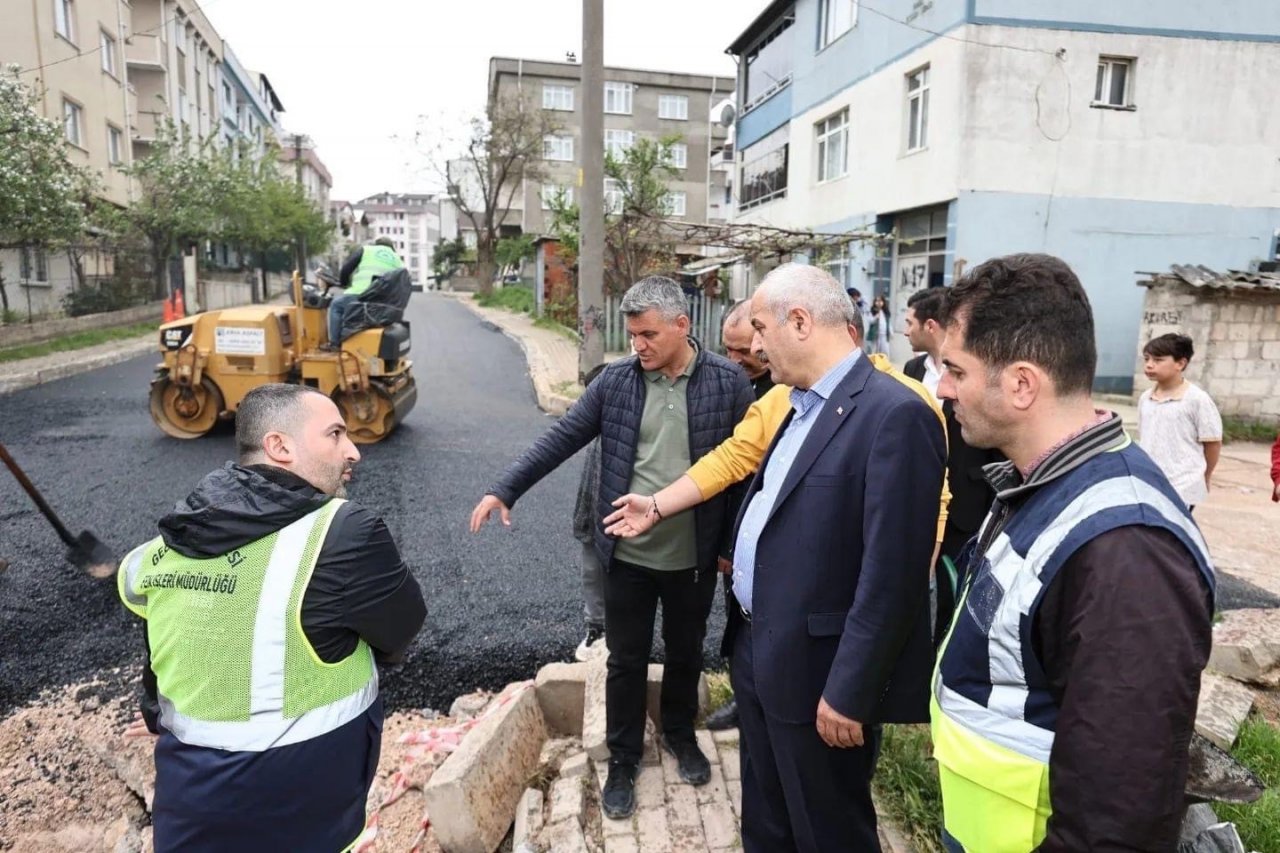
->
[0, 336, 156, 395]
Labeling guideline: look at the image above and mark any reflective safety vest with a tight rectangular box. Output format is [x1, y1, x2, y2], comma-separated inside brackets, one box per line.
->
[117, 500, 377, 752]
[931, 441, 1214, 852]
[347, 244, 404, 296]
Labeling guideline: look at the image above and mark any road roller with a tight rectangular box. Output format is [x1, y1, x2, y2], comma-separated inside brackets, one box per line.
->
[149, 270, 417, 444]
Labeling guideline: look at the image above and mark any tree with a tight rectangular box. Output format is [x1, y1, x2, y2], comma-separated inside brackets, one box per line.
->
[0, 65, 95, 315]
[495, 233, 535, 276]
[119, 123, 227, 299]
[546, 135, 682, 295]
[422, 96, 560, 295]
[431, 237, 472, 284]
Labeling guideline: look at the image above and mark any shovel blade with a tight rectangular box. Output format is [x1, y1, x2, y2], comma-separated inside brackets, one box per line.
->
[67, 530, 116, 579]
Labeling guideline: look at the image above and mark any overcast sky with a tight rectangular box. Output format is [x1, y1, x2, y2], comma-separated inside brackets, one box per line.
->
[203, 0, 762, 202]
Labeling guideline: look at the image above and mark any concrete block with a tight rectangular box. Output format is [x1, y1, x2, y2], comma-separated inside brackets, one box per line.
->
[1227, 323, 1252, 342]
[583, 654, 609, 760]
[544, 818, 591, 853]
[700, 800, 740, 850]
[1195, 672, 1256, 751]
[718, 744, 741, 782]
[695, 762, 728, 807]
[560, 751, 590, 779]
[423, 684, 548, 853]
[666, 784, 703, 836]
[539, 736, 580, 774]
[710, 728, 739, 746]
[535, 661, 589, 736]
[548, 776, 587, 827]
[448, 690, 491, 720]
[727, 780, 742, 817]
[1263, 341, 1280, 361]
[512, 788, 544, 851]
[636, 805, 673, 853]
[1209, 608, 1280, 684]
[645, 665, 710, 730]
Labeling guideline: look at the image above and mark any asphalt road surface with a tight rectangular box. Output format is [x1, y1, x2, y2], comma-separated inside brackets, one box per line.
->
[0, 293, 653, 716]
[0, 293, 1273, 716]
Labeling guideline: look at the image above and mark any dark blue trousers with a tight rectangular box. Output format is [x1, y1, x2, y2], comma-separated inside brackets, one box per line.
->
[152, 698, 383, 853]
[732, 620, 882, 852]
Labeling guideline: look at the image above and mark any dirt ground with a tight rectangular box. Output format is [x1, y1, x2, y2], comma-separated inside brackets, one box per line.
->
[1195, 442, 1280, 597]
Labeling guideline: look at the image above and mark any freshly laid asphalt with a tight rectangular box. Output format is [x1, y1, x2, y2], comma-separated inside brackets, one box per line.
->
[0, 292, 1274, 716]
[0, 293, 727, 716]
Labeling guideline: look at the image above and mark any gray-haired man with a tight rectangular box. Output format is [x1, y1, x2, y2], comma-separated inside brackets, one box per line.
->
[471, 276, 753, 819]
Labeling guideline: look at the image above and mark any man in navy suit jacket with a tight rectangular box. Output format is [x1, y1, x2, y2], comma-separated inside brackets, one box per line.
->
[728, 264, 946, 851]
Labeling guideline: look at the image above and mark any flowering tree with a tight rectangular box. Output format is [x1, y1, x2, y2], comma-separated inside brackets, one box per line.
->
[0, 66, 94, 314]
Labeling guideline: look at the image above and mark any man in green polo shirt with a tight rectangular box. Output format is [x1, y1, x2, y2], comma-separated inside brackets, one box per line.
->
[470, 276, 753, 819]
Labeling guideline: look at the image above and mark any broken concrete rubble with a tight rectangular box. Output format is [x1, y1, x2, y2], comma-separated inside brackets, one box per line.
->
[1208, 608, 1280, 685]
[1195, 672, 1257, 751]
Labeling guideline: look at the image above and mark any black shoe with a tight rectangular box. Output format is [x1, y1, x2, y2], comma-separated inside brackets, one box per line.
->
[601, 761, 637, 819]
[704, 699, 739, 731]
[663, 736, 711, 786]
[574, 622, 606, 662]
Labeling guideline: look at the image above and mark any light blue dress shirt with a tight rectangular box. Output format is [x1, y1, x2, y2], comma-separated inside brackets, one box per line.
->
[732, 348, 863, 614]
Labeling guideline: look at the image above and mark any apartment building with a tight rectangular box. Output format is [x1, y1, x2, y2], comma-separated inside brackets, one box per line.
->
[354, 193, 442, 287]
[219, 44, 281, 158]
[487, 57, 735, 239]
[726, 0, 1280, 390]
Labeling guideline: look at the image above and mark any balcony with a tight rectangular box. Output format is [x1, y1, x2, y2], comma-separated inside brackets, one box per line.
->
[126, 33, 166, 70]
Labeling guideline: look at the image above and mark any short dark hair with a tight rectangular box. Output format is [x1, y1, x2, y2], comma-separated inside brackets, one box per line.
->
[373, 237, 396, 249]
[906, 288, 945, 325]
[1143, 333, 1194, 364]
[236, 384, 328, 462]
[940, 253, 1096, 396]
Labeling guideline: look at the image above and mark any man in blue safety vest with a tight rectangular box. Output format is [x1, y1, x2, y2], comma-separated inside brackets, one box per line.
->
[931, 254, 1214, 852]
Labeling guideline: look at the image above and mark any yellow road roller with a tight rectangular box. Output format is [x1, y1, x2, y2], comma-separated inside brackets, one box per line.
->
[149, 270, 417, 443]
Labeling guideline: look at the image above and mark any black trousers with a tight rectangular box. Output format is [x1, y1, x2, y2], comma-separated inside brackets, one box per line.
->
[732, 619, 883, 853]
[604, 558, 718, 764]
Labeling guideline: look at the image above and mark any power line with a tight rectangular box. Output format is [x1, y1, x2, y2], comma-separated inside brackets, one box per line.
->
[18, 0, 224, 78]
[859, 3, 1060, 57]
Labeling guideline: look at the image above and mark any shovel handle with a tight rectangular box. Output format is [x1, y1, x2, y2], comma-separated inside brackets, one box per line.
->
[0, 442, 75, 545]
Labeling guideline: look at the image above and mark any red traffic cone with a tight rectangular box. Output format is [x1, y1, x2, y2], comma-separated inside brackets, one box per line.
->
[173, 289, 186, 320]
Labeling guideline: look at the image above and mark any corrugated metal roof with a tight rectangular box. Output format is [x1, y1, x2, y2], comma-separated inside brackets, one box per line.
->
[1143, 264, 1280, 292]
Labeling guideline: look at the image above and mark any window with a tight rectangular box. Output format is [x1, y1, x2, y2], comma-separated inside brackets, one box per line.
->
[178, 89, 189, 125]
[543, 134, 574, 161]
[173, 15, 187, 53]
[658, 94, 688, 120]
[906, 66, 930, 151]
[816, 109, 848, 183]
[20, 246, 49, 282]
[1094, 56, 1135, 108]
[819, 0, 857, 49]
[62, 99, 82, 146]
[100, 30, 117, 76]
[54, 0, 74, 41]
[542, 84, 574, 111]
[107, 124, 123, 164]
[604, 81, 632, 115]
[745, 17, 794, 111]
[664, 191, 687, 217]
[739, 127, 789, 210]
[663, 142, 688, 170]
[604, 178, 624, 214]
[604, 129, 634, 160]
[541, 184, 573, 210]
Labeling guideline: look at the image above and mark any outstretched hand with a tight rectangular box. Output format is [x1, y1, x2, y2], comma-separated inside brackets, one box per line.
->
[469, 495, 511, 533]
[603, 493, 656, 538]
[123, 712, 157, 739]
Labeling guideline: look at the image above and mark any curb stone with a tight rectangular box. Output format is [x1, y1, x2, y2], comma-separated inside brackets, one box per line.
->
[0, 336, 156, 395]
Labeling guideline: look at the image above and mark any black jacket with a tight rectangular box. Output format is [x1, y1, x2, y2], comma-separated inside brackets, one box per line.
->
[491, 344, 754, 571]
[903, 353, 1003, 545]
[142, 463, 426, 727]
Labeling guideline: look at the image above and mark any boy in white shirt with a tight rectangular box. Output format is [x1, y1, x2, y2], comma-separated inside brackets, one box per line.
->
[1137, 333, 1223, 511]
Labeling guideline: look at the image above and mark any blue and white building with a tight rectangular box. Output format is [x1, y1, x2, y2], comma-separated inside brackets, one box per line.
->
[727, 0, 1280, 390]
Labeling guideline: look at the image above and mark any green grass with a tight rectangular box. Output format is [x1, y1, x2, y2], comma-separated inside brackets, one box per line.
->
[1217, 715, 1280, 852]
[704, 670, 733, 716]
[0, 322, 156, 363]
[1223, 416, 1279, 444]
[534, 314, 580, 342]
[873, 725, 944, 853]
[475, 285, 534, 314]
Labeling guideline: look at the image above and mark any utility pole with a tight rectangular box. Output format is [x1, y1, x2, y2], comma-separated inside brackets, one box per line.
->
[578, 0, 605, 381]
[293, 133, 307, 279]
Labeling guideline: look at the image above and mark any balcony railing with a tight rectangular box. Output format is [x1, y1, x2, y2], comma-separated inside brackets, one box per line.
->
[125, 33, 165, 69]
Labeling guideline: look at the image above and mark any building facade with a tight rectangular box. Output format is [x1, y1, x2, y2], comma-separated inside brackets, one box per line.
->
[487, 57, 736, 240]
[727, 0, 1280, 390]
[354, 193, 441, 287]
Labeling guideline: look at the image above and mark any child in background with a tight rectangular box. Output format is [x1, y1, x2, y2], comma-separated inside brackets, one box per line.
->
[1138, 333, 1223, 511]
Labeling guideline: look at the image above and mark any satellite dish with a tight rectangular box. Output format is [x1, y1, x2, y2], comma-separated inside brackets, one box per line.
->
[711, 97, 736, 127]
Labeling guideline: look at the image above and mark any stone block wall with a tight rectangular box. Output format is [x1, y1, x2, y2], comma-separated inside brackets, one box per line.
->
[1133, 282, 1280, 420]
